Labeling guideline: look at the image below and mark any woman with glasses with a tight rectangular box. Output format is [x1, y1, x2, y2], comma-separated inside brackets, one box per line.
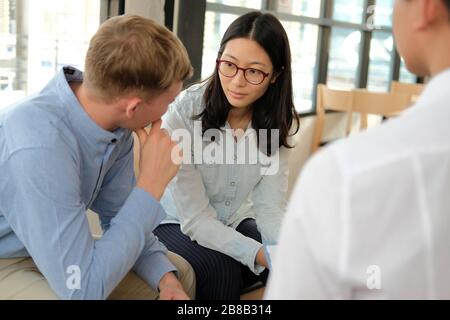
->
[155, 11, 300, 300]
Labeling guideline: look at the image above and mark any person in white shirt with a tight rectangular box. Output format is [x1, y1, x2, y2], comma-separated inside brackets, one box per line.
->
[265, 0, 450, 299]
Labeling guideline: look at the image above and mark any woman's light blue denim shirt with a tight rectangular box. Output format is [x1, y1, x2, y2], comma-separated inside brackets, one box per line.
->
[160, 83, 290, 274]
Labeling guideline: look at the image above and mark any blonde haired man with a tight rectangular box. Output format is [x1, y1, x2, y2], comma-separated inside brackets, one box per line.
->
[0, 15, 194, 300]
[266, 0, 450, 299]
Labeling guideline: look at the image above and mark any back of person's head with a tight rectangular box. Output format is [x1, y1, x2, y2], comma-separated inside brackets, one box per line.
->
[202, 11, 300, 155]
[84, 14, 192, 102]
[394, 0, 450, 77]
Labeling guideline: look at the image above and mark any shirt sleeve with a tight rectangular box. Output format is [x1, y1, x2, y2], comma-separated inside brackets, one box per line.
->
[251, 146, 290, 245]
[162, 105, 264, 274]
[90, 133, 136, 231]
[90, 134, 177, 291]
[265, 148, 352, 299]
[2, 145, 169, 299]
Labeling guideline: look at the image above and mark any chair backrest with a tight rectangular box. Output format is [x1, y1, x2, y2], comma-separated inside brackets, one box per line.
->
[352, 89, 413, 129]
[391, 81, 424, 101]
[311, 84, 353, 153]
[311, 84, 415, 153]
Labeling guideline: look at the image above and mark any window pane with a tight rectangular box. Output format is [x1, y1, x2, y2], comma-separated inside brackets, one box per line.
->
[1, 0, 100, 108]
[370, 0, 393, 27]
[202, 11, 239, 79]
[27, 0, 100, 93]
[281, 21, 318, 113]
[367, 31, 393, 92]
[207, 0, 262, 9]
[327, 28, 361, 90]
[275, 0, 321, 18]
[333, 0, 365, 24]
[399, 58, 417, 83]
[1, 0, 20, 106]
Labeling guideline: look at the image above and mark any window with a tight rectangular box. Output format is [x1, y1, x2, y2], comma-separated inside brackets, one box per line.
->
[181, 0, 421, 114]
[202, 11, 238, 79]
[371, 0, 394, 27]
[208, 0, 262, 9]
[332, 0, 365, 24]
[275, 0, 320, 18]
[367, 31, 393, 92]
[274, 0, 320, 112]
[399, 58, 417, 83]
[281, 21, 318, 112]
[327, 28, 361, 90]
[0, 0, 101, 108]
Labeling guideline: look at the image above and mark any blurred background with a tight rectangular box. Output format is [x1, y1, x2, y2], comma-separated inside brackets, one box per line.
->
[0, 0, 423, 194]
[0, 0, 419, 111]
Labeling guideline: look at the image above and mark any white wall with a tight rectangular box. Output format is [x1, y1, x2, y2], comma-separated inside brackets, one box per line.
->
[125, 0, 165, 25]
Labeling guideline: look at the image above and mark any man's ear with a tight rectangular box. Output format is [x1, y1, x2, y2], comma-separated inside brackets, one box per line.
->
[124, 97, 142, 119]
[414, 0, 440, 31]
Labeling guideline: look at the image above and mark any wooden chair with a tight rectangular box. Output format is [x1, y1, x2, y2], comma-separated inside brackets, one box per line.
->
[311, 84, 354, 153]
[391, 80, 424, 102]
[311, 84, 414, 153]
[352, 88, 413, 128]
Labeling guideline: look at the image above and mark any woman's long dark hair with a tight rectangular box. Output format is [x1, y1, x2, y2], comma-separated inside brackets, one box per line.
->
[194, 11, 300, 156]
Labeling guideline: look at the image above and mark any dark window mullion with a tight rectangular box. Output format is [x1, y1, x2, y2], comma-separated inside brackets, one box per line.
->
[177, 0, 206, 86]
[357, 0, 374, 88]
[164, 0, 175, 31]
[118, 0, 125, 15]
[261, 0, 271, 11]
[390, 47, 401, 85]
[311, 0, 332, 113]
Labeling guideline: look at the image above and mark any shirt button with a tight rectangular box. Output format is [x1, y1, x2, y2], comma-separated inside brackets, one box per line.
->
[230, 182, 236, 187]
[225, 201, 231, 206]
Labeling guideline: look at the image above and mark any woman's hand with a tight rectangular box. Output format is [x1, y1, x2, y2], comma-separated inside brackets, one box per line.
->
[255, 247, 269, 269]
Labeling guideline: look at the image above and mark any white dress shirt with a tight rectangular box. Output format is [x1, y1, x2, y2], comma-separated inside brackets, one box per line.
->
[266, 68, 450, 299]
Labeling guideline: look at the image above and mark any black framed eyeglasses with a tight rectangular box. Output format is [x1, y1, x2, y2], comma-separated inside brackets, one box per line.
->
[216, 59, 270, 85]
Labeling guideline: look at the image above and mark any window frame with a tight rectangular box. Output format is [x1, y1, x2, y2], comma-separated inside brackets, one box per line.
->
[172, 0, 422, 116]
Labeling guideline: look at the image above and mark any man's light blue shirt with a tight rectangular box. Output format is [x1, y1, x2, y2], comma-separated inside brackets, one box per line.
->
[0, 67, 176, 299]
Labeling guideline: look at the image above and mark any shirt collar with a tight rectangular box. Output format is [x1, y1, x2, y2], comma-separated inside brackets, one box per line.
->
[413, 67, 450, 111]
[55, 66, 128, 146]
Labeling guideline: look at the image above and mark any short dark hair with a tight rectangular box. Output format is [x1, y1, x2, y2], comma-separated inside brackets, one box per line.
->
[445, 0, 450, 12]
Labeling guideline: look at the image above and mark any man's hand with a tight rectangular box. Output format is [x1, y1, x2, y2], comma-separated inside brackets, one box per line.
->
[134, 119, 182, 200]
[158, 271, 190, 300]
